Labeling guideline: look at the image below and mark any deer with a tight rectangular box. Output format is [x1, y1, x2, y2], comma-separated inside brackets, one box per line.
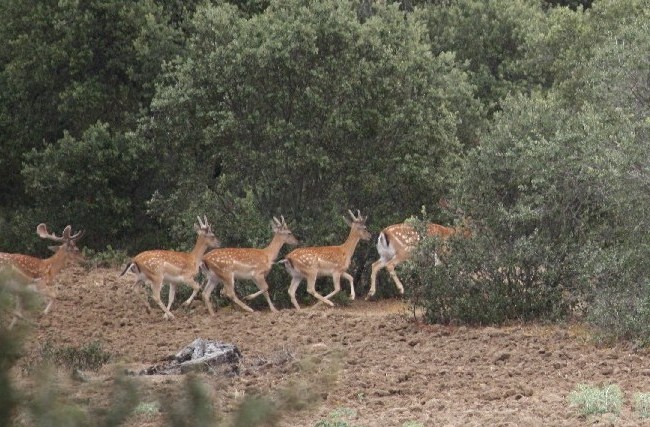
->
[119, 215, 220, 320]
[197, 216, 298, 313]
[280, 210, 371, 310]
[0, 223, 84, 328]
[368, 220, 470, 300]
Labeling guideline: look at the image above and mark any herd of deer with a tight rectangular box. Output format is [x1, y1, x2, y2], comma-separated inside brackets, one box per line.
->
[0, 210, 468, 327]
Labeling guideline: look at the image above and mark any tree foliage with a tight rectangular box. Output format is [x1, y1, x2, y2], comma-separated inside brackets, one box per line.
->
[404, 0, 650, 334]
[143, 0, 480, 250]
[0, 0, 649, 340]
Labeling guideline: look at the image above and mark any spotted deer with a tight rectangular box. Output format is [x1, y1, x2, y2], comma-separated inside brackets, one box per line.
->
[119, 216, 220, 319]
[0, 223, 84, 328]
[368, 220, 470, 299]
[198, 216, 298, 313]
[280, 210, 371, 310]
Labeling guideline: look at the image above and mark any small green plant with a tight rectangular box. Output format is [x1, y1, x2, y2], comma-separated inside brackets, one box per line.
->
[232, 395, 279, 427]
[165, 375, 217, 427]
[133, 401, 161, 418]
[36, 340, 111, 372]
[634, 392, 650, 418]
[568, 384, 623, 416]
[314, 407, 357, 427]
[402, 422, 424, 427]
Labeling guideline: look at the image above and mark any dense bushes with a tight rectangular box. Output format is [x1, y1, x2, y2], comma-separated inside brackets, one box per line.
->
[404, 90, 650, 340]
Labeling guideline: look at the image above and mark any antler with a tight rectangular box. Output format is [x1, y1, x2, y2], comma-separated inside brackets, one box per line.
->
[37, 224, 84, 242]
[196, 215, 211, 231]
[36, 224, 64, 242]
[62, 225, 84, 241]
[348, 209, 366, 223]
[272, 215, 289, 231]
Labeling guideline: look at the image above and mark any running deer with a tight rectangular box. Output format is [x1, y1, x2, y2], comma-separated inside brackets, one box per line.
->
[280, 210, 371, 310]
[368, 220, 470, 299]
[198, 216, 298, 313]
[0, 223, 84, 328]
[119, 216, 220, 319]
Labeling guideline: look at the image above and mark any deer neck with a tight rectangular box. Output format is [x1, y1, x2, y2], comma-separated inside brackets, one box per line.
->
[189, 236, 211, 267]
[262, 234, 285, 263]
[339, 229, 362, 264]
[42, 248, 68, 278]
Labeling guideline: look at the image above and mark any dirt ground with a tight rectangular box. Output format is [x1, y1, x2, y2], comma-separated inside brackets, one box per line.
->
[14, 266, 650, 426]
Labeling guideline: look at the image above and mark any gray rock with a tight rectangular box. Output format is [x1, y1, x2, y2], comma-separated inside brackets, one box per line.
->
[139, 338, 242, 376]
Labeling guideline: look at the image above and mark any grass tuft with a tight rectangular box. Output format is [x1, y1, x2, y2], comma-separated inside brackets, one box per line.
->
[634, 392, 650, 418]
[568, 384, 623, 416]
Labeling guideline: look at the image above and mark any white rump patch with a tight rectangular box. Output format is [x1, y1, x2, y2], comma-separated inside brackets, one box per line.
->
[377, 232, 396, 263]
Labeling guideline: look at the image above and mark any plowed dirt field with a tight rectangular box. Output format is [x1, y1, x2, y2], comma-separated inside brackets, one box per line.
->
[14, 267, 650, 426]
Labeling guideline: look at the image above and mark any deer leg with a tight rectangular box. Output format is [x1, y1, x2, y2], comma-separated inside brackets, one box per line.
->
[222, 274, 254, 313]
[201, 278, 217, 316]
[243, 274, 267, 301]
[342, 272, 355, 300]
[368, 258, 387, 299]
[251, 276, 278, 312]
[200, 275, 218, 316]
[306, 275, 335, 307]
[41, 286, 56, 315]
[8, 297, 21, 330]
[385, 261, 405, 295]
[323, 273, 342, 301]
[288, 277, 302, 310]
[182, 278, 203, 307]
[151, 279, 175, 320]
[434, 252, 442, 266]
[166, 283, 176, 311]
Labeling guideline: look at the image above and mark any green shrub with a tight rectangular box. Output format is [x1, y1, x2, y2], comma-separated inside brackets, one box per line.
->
[35, 341, 111, 372]
[568, 384, 623, 416]
[587, 279, 650, 346]
[634, 392, 650, 419]
[232, 395, 279, 427]
[164, 375, 217, 427]
[411, 92, 650, 331]
[404, 220, 573, 325]
[314, 407, 357, 427]
[133, 401, 161, 418]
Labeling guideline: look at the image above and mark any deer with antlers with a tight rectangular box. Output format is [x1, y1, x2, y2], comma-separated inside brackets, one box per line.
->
[0, 223, 84, 328]
[368, 220, 471, 300]
[196, 216, 298, 313]
[280, 210, 371, 310]
[120, 215, 220, 320]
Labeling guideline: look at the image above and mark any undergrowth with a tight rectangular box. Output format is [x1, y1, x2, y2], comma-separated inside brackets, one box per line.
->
[568, 384, 623, 416]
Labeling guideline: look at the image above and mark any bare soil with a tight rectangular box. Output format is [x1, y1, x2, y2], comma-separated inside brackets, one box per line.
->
[15, 267, 650, 426]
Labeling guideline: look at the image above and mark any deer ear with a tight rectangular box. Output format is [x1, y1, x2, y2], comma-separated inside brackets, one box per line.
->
[343, 215, 353, 226]
[48, 245, 60, 253]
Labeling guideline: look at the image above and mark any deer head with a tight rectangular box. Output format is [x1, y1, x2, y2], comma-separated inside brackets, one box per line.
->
[271, 215, 299, 245]
[344, 209, 371, 241]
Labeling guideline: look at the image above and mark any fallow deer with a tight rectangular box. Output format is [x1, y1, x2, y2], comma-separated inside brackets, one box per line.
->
[280, 210, 371, 310]
[0, 223, 84, 328]
[198, 216, 298, 313]
[368, 220, 470, 299]
[119, 215, 219, 319]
